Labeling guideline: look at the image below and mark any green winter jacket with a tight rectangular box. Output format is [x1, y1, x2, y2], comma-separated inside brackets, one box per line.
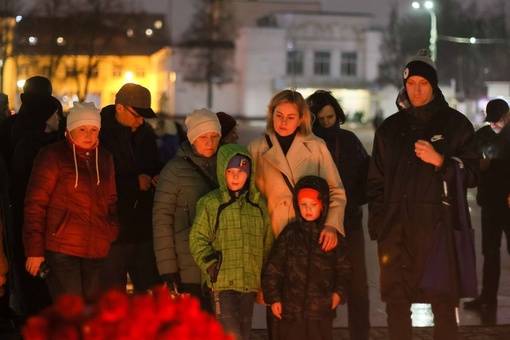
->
[190, 144, 274, 292]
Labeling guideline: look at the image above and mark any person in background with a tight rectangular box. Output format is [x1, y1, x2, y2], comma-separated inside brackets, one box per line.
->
[23, 102, 119, 301]
[367, 49, 479, 339]
[190, 144, 273, 340]
[262, 175, 350, 340]
[0, 93, 10, 121]
[464, 99, 510, 310]
[306, 89, 371, 340]
[217, 111, 238, 145]
[153, 114, 184, 164]
[153, 108, 221, 313]
[99, 83, 162, 293]
[0, 154, 9, 310]
[248, 89, 346, 339]
[9, 87, 62, 318]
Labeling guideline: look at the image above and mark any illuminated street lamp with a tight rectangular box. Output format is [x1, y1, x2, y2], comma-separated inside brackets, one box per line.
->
[412, 1, 437, 62]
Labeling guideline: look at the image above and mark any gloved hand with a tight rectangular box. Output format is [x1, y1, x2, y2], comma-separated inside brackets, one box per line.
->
[206, 262, 220, 283]
[161, 272, 182, 291]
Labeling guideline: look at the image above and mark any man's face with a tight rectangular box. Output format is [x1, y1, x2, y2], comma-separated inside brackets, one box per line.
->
[405, 75, 434, 107]
[489, 120, 505, 134]
[116, 104, 144, 131]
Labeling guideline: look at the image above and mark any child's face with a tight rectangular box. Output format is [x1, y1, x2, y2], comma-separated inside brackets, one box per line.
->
[298, 197, 321, 222]
[226, 168, 248, 191]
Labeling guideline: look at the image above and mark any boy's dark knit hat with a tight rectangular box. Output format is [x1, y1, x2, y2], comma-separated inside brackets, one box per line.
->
[227, 154, 250, 176]
[403, 48, 438, 88]
[297, 187, 323, 210]
[485, 98, 509, 122]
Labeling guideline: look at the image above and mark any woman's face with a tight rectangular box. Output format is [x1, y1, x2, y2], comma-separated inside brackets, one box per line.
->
[70, 125, 99, 149]
[192, 132, 221, 157]
[317, 105, 336, 128]
[273, 102, 302, 137]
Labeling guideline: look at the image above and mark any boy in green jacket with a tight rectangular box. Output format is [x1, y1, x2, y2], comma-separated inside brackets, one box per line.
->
[190, 144, 273, 340]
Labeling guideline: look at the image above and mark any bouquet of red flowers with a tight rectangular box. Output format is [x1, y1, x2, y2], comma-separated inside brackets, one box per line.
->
[22, 285, 233, 340]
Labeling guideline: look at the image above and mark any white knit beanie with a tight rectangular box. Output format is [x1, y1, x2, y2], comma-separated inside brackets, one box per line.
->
[67, 102, 101, 131]
[185, 108, 221, 144]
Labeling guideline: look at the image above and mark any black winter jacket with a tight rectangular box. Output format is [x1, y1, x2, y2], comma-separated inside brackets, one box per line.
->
[99, 105, 162, 243]
[262, 175, 351, 320]
[367, 89, 479, 303]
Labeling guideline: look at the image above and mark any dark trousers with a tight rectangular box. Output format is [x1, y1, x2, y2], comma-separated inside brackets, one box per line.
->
[386, 301, 458, 340]
[345, 224, 370, 340]
[44, 251, 103, 301]
[100, 240, 161, 293]
[480, 207, 510, 299]
[209, 290, 256, 340]
[277, 318, 333, 340]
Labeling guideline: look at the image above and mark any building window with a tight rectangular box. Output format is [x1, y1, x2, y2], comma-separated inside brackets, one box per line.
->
[18, 65, 29, 77]
[41, 66, 51, 77]
[314, 51, 330, 76]
[341, 52, 357, 77]
[136, 67, 145, 78]
[113, 65, 122, 77]
[286, 50, 303, 75]
[66, 66, 78, 77]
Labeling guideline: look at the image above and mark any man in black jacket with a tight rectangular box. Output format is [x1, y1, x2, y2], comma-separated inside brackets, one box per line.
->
[99, 83, 162, 293]
[367, 49, 479, 339]
[464, 99, 510, 309]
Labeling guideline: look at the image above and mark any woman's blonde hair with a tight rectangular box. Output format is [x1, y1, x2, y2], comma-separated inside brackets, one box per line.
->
[266, 89, 312, 136]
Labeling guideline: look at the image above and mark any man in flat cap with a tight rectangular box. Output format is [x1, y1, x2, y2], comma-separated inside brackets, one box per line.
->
[99, 83, 162, 293]
[464, 98, 510, 310]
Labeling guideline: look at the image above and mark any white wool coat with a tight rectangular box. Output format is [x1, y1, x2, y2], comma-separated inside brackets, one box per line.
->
[248, 131, 346, 237]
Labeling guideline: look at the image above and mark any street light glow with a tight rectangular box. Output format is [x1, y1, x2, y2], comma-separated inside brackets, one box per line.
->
[412, 2, 420, 9]
[424, 1, 434, 9]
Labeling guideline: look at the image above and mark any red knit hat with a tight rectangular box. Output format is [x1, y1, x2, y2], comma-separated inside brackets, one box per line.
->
[297, 188, 322, 210]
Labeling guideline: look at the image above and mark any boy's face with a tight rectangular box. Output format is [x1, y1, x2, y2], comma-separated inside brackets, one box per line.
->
[226, 168, 248, 191]
[298, 197, 321, 222]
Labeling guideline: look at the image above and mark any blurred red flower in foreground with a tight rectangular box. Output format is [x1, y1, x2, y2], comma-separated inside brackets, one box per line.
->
[22, 285, 234, 340]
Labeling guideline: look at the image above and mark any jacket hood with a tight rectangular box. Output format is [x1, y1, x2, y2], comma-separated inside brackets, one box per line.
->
[216, 144, 258, 201]
[293, 175, 330, 225]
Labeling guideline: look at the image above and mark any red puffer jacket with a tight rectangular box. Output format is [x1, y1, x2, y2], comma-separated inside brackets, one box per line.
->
[23, 140, 119, 258]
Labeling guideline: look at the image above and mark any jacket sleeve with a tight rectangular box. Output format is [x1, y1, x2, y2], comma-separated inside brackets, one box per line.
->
[189, 195, 216, 274]
[261, 231, 287, 305]
[435, 116, 480, 189]
[106, 154, 120, 241]
[367, 129, 385, 240]
[152, 161, 180, 276]
[333, 235, 351, 305]
[261, 201, 274, 264]
[23, 148, 59, 257]
[317, 142, 347, 236]
[352, 137, 370, 206]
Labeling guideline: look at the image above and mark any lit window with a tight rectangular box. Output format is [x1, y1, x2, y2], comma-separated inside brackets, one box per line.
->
[341, 52, 357, 77]
[66, 66, 78, 77]
[314, 51, 330, 76]
[28, 36, 38, 46]
[136, 68, 145, 77]
[113, 65, 122, 77]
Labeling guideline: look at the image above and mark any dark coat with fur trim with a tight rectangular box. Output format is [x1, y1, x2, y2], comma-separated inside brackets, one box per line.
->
[262, 175, 351, 320]
[367, 89, 479, 303]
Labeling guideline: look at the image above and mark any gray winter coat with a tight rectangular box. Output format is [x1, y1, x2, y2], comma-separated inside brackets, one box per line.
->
[153, 141, 218, 284]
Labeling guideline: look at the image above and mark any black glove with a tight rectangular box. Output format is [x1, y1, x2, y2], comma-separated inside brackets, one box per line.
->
[204, 251, 222, 284]
[161, 272, 182, 291]
[206, 262, 220, 283]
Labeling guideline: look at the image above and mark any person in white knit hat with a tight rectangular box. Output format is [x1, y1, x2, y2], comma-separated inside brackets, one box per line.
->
[23, 101, 120, 302]
[153, 108, 221, 314]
